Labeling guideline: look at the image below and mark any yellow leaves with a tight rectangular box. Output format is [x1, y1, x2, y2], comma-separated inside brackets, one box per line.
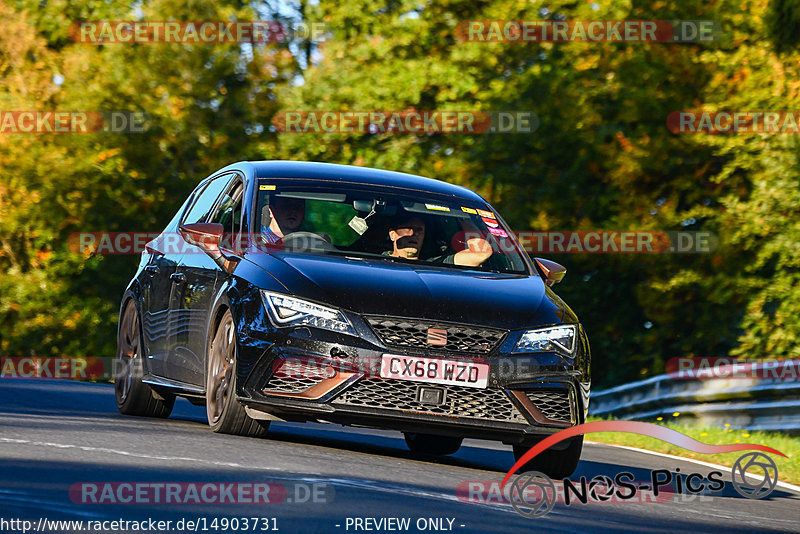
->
[574, 56, 598, 71]
[93, 148, 121, 163]
[730, 67, 750, 84]
[615, 131, 633, 152]
[530, 211, 551, 232]
[63, 312, 81, 330]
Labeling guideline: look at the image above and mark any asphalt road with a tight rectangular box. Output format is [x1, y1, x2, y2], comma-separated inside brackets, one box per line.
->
[0, 379, 798, 533]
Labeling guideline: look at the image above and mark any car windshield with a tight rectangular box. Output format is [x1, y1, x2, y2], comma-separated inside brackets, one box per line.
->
[253, 180, 529, 274]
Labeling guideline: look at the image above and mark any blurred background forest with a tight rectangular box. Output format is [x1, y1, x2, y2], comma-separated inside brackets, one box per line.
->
[1, 0, 799, 388]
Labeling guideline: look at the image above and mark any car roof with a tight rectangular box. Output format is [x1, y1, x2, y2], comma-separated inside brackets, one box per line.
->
[230, 160, 487, 203]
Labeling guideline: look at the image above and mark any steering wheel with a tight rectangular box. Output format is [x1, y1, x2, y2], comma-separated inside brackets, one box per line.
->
[282, 232, 335, 252]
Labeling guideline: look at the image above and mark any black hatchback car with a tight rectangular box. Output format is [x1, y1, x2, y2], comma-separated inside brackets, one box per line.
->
[115, 161, 590, 477]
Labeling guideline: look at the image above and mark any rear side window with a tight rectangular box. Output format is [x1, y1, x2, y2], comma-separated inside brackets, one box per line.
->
[182, 174, 233, 225]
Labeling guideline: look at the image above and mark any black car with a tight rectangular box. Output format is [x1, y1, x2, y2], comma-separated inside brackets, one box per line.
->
[115, 161, 590, 478]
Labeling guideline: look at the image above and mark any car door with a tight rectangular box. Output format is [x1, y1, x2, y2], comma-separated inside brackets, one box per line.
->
[140, 242, 183, 378]
[168, 173, 240, 386]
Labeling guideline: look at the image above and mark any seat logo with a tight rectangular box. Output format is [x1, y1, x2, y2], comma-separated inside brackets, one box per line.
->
[427, 328, 448, 346]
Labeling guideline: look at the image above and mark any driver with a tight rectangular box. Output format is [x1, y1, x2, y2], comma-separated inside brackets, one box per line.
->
[386, 215, 493, 267]
[261, 196, 305, 244]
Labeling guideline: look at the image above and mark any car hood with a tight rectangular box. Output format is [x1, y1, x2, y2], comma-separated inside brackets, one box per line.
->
[251, 252, 565, 330]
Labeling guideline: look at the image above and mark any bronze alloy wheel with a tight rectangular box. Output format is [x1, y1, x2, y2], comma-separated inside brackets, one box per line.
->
[115, 300, 138, 405]
[206, 312, 236, 425]
[206, 309, 269, 437]
[114, 300, 174, 417]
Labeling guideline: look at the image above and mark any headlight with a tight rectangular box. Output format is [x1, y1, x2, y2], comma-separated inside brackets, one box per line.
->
[261, 291, 356, 336]
[513, 324, 577, 355]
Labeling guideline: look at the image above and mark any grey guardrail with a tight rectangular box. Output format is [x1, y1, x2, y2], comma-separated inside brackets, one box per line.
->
[588, 360, 800, 434]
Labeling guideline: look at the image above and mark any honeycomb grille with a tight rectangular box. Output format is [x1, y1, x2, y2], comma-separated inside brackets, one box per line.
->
[526, 390, 573, 424]
[365, 316, 506, 354]
[332, 378, 527, 423]
[263, 374, 327, 394]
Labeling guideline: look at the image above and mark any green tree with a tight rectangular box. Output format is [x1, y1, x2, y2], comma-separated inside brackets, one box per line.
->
[274, 0, 739, 386]
[0, 0, 297, 357]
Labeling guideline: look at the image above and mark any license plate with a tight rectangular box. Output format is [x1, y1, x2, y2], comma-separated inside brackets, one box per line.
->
[379, 354, 489, 389]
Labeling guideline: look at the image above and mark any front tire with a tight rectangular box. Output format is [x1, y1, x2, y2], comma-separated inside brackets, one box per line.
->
[404, 433, 463, 456]
[206, 310, 269, 437]
[115, 300, 175, 418]
[513, 436, 583, 479]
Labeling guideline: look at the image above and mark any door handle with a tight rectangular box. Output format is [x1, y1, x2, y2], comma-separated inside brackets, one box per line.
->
[144, 265, 159, 275]
[170, 272, 185, 283]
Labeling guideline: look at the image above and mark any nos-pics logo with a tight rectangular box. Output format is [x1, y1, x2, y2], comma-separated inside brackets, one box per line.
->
[501, 421, 784, 519]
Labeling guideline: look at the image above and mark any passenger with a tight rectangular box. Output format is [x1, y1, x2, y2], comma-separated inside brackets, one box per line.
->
[386, 216, 493, 267]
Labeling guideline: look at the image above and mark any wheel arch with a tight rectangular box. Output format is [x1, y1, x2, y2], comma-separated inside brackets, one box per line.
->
[117, 283, 149, 375]
[205, 279, 238, 386]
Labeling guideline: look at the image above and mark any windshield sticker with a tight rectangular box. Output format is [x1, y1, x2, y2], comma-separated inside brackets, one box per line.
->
[488, 227, 508, 237]
[482, 216, 499, 228]
[425, 203, 451, 212]
[259, 185, 277, 191]
[477, 209, 496, 219]
[461, 207, 478, 214]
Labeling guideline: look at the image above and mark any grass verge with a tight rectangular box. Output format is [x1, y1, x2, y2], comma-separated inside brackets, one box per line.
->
[585, 416, 800, 486]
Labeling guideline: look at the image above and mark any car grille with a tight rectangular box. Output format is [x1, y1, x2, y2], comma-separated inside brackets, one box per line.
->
[525, 389, 574, 424]
[262, 374, 327, 394]
[364, 316, 506, 354]
[332, 378, 528, 424]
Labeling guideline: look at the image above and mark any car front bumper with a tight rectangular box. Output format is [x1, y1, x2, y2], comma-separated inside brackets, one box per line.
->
[235, 310, 590, 446]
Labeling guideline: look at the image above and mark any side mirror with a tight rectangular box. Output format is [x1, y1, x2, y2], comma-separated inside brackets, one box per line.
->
[534, 257, 566, 287]
[179, 223, 240, 272]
